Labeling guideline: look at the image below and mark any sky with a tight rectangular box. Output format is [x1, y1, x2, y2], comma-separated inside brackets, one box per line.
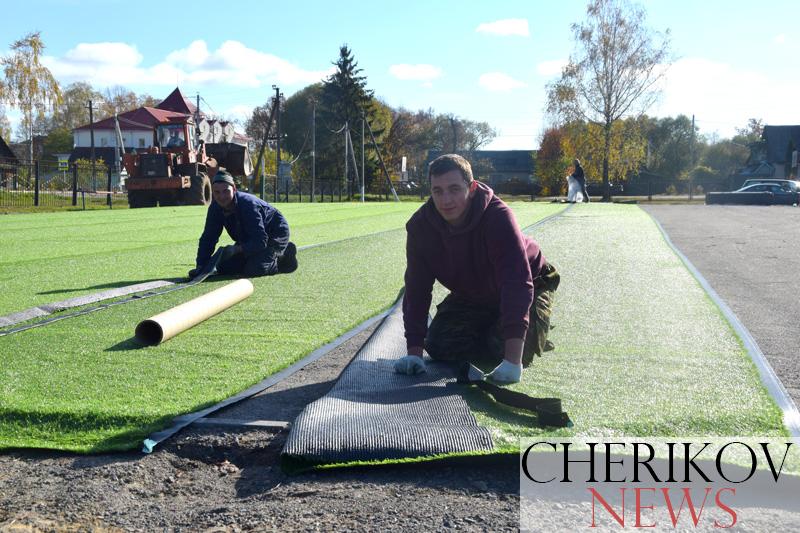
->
[3, 0, 800, 150]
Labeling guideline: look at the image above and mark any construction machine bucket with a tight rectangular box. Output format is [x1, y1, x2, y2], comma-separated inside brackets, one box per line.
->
[205, 143, 253, 177]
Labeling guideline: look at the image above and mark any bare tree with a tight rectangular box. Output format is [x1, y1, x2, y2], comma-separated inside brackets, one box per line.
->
[547, 0, 670, 200]
[0, 32, 62, 162]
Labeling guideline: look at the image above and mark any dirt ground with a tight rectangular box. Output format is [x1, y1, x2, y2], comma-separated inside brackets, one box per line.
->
[3, 204, 800, 531]
[0, 324, 520, 532]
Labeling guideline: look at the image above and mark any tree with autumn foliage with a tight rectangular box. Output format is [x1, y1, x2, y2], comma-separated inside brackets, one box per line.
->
[536, 127, 571, 196]
[0, 32, 62, 161]
[546, 0, 670, 200]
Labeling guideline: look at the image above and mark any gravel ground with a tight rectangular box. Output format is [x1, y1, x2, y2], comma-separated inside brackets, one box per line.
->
[3, 203, 800, 531]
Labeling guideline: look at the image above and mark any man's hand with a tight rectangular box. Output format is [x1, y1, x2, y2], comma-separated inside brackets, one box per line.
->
[394, 355, 427, 375]
[487, 360, 522, 384]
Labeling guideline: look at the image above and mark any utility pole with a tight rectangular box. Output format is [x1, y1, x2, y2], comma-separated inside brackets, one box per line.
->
[273, 85, 282, 203]
[87, 100, 96, 192]
[195, 93, 201, 146]
[345, 129, 362, 202]
[344, 120, 349, 200]
[311, 98, 316, 203]
[689, 114, 696, 201]
[361, 115, 365, 197]
[364, 117, 399, 201]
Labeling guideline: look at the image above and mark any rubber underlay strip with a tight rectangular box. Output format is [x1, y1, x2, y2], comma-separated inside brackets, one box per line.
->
[649, 213, 800, 438]
[281, 301, 494, 466]
[141, 306, 393, 453]
[0, 280, 174, 328]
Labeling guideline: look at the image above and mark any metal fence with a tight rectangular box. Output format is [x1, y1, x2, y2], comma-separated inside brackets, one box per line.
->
[0, 156, 430, 210]
[244, 176, 426, 203]
[0, 157, 128, 209]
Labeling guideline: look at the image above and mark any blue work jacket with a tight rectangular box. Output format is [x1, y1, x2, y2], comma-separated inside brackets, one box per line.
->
[196, 191, 290, 268]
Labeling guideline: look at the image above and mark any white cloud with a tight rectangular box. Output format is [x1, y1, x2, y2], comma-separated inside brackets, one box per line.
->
[478, 72, 527, 92]
[389, 64, 442, 81]
[773, 33, 787, 45]
[226, 104, 254, 127]
[653, 57, 800, 137]
[165, 40, 210, 68]
[41, 40, 333, 89]
[63, 42, 143, 66]
[536, 59, 567, 77]
[475, 19, 529, 37]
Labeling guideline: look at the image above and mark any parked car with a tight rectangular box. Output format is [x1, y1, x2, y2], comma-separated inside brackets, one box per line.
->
[706, 183, 800, 205]
[736, 183, 799, 204]
[740, 178, 800, 192]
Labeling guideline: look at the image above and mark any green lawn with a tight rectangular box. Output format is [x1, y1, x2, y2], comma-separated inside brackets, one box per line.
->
[0, 201, 564, 452]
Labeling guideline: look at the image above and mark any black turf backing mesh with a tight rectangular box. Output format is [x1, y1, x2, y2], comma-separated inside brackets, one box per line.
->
[281, 302, 493, 466]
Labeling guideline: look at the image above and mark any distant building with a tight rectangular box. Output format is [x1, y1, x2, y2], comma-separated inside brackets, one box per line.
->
[70, 87, 250, 164]
[72, 106, 190, 157]
[425, 149, 536, 188]
[734, 125, 800, 180]
[0, 134, 17, 162]
[8, 135, 47, 162]
[0, 134, 20, 188]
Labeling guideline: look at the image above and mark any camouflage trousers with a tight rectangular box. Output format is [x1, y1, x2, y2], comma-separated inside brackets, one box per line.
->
[425, 262, 560, 367]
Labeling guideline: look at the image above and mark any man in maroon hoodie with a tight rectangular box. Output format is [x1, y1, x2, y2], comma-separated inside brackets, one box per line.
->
[395, 154, 559, 384]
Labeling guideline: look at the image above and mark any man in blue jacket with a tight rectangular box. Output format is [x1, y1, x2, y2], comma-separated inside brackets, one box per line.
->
[190, 169, 297, 278]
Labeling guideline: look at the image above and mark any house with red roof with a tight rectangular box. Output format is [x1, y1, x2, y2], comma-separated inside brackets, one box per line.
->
[70, 87, 249, 164]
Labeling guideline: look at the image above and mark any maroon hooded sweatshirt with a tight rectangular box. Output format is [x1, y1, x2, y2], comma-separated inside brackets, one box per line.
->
[403, 182, 546, 350]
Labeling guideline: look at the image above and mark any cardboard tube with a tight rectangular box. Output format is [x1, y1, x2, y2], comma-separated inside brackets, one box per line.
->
[135, 279, 254, 345]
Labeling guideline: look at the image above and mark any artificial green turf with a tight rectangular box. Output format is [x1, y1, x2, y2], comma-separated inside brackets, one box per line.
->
[0, 203, 416, 316]
[465, 203, 786, 449]
[0, 202, 564, 317]
[0, 201, 563, 452]
[0, 231, 406, 452]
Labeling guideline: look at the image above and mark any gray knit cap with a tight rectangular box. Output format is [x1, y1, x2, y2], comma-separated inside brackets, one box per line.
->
[212, 169, 235, 187]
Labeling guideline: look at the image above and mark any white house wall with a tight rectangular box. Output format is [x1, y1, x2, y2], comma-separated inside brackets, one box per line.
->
[73, 129, 154, 149]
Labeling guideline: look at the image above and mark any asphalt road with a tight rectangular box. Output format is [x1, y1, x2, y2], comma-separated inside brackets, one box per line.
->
[644, 204, 800, 405]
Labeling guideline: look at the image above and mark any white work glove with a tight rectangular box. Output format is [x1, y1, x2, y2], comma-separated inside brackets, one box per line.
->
[394, 355, 427, 375]
[487, 360, 522, 384]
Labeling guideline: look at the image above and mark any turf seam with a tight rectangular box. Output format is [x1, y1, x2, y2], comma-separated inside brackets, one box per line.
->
[522, 203, 573, 233]
[141, 306, 394, 453]
[297, 227, 403, 252]
[647, 210, 800, 438]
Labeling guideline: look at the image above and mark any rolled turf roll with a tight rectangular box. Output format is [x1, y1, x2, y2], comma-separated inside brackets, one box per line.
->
[135, 279, 254, 345]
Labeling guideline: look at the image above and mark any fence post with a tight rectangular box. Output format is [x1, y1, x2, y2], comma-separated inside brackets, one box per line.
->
[107, 166, 113, 208]
[285, 180, 289, 202]
[72, 164, 78, 206]
[34, 160, 40, 207]
[299, 180, 302, 203]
